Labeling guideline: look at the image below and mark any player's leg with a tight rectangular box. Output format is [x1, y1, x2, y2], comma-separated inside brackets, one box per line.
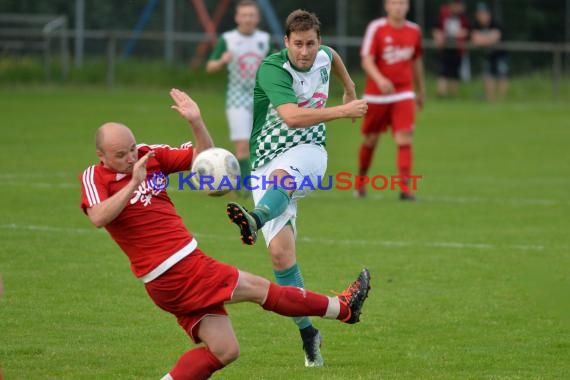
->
[234, 140, 250, 175]
[392, 99, 416, 200]
[448, 51, 462, 97]
[267, 225, 323, 366]
[356, 103, 389, 198]
[227, 144, 326, 244]
[160, 315, 239, 380]
[198, 315, 240, 365]
[437, 49, 451, 97]
[496, 54, 509, 101]
[227, 108, 253, 195]
[230, 269, 371, 325]
[227, 167, 292, 245]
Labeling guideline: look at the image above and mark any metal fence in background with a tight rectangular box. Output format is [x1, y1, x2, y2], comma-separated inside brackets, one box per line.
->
[1, 0, 569, 98]
[1, 18, 568, 98]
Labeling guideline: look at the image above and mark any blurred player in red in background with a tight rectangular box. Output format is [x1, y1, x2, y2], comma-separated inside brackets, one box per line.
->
[78, 88, 370, 380]
[356, 0, 425, 200]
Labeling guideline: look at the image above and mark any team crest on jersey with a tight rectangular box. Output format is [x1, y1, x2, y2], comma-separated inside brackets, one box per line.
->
[384, 35, 393, 44]
[320, 68, 329, 84]
[382, 46, 415, 65]
[258, 41, 265, 50]
[239, 52, 263, 79]
[130, 179, 162, 207]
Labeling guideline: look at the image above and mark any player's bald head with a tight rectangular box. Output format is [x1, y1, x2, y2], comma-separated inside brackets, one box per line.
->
[95, 122, 135, 152]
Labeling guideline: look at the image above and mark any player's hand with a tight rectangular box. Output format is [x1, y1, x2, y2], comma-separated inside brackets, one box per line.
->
[342, 99, 368, 119]
[221, 51, 233, 64]
[416, 91, 425, 110]
[131, 151, 155, 185]
[342, 87, 358, 122]
[170, 88, 202, 124]
[377, 77, 395, 94]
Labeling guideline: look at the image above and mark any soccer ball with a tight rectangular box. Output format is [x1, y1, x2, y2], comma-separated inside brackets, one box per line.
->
[190, 147, 240, 196]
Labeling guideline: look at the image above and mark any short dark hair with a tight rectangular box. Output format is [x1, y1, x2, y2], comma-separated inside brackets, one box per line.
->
[285, 9, 321, 38]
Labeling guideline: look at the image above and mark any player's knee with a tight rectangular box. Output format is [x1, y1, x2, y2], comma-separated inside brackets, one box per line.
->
[236, 271, 270, 303]
[364, 133, 379, 147]
[211, 340, 240, 365]
[395, 132, 413, 146]
[269, 247, 295, 269]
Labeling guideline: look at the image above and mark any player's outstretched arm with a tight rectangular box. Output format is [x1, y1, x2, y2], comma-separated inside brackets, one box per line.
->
[206, 51, 232, 73]
[330, 48, 357, 104]
[86, 151, 155, 228]
[169, 88, 214, 154]
[276, 99, 367, 129]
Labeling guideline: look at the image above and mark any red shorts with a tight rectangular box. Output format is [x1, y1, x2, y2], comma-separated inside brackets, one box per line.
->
[144, 248, 239, 343]
[361, 99, 416, 135]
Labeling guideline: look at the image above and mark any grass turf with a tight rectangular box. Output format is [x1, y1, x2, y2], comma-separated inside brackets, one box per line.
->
[0, 86, 569, 379]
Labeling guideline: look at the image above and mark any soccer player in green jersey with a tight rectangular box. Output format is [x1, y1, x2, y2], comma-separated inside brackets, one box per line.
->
[227, 9, 368, 367]
[206, 0, 270, 193]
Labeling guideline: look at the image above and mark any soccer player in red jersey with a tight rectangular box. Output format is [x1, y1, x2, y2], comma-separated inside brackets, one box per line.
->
[78, 88, 370, 380]
[356, 0, 425, 200]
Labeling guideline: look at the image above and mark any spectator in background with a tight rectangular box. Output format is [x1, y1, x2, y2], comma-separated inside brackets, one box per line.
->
[471, 2, 509, 101]
[432, 0, 470, 97]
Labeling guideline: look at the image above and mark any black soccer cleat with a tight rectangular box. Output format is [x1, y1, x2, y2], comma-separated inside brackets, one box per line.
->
[338, 268, 371, 324]
[400, 191, 416, 201]
[302, 329, 324, 367]
[226, 202, 258, 245]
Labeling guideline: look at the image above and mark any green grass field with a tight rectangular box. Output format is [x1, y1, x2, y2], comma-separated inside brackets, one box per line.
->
[0, 86, 569, 379]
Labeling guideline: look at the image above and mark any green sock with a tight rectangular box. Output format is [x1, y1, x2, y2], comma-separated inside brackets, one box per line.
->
[274, 263, 312, 330]
[238, 158, 251, 188]
[251, 186, 290, 227]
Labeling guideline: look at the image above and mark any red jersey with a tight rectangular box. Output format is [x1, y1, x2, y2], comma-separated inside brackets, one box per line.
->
[79, 142, 195, 278]
[361, 18, 422, 102]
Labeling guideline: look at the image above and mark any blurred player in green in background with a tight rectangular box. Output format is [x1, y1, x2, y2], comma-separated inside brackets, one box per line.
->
[206, 0, 271, 195]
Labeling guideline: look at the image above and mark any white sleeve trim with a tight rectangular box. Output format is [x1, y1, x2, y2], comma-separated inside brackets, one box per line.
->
[360, 18, 385, 57]
[82, 166, 101, 207]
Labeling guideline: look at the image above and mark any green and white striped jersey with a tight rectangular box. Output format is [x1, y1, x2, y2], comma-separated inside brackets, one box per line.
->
[250, 46, 333, 170]
[209, 29, 271, 109]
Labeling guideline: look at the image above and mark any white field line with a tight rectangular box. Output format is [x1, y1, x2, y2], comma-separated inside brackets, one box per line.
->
[312, 191, 567, 206]
[3, 181, 77, 189]
[0, 223, 552, 252]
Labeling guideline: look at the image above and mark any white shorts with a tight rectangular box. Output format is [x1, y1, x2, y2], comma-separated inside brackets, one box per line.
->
[226, 107, 253, 141]
[252, 144, 327, 246]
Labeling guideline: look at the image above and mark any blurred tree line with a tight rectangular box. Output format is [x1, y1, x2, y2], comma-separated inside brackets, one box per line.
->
[0, 0, 567, 42]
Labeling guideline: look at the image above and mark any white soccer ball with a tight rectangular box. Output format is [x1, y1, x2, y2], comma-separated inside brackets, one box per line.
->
[190, 147, 240, 196]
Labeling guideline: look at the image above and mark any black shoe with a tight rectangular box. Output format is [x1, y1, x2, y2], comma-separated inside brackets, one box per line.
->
[226, 202, 258, 245]
[400, 192, 416, 201]
[302, 329, 324, 367]
[338, 268, 371, 324]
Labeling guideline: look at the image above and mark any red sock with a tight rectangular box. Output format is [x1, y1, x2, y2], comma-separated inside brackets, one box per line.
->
[169, 347, 223, 380]
[358, 144, 375, 175]
[397, 144, 412, 193]
[262, 283, 331, 317]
